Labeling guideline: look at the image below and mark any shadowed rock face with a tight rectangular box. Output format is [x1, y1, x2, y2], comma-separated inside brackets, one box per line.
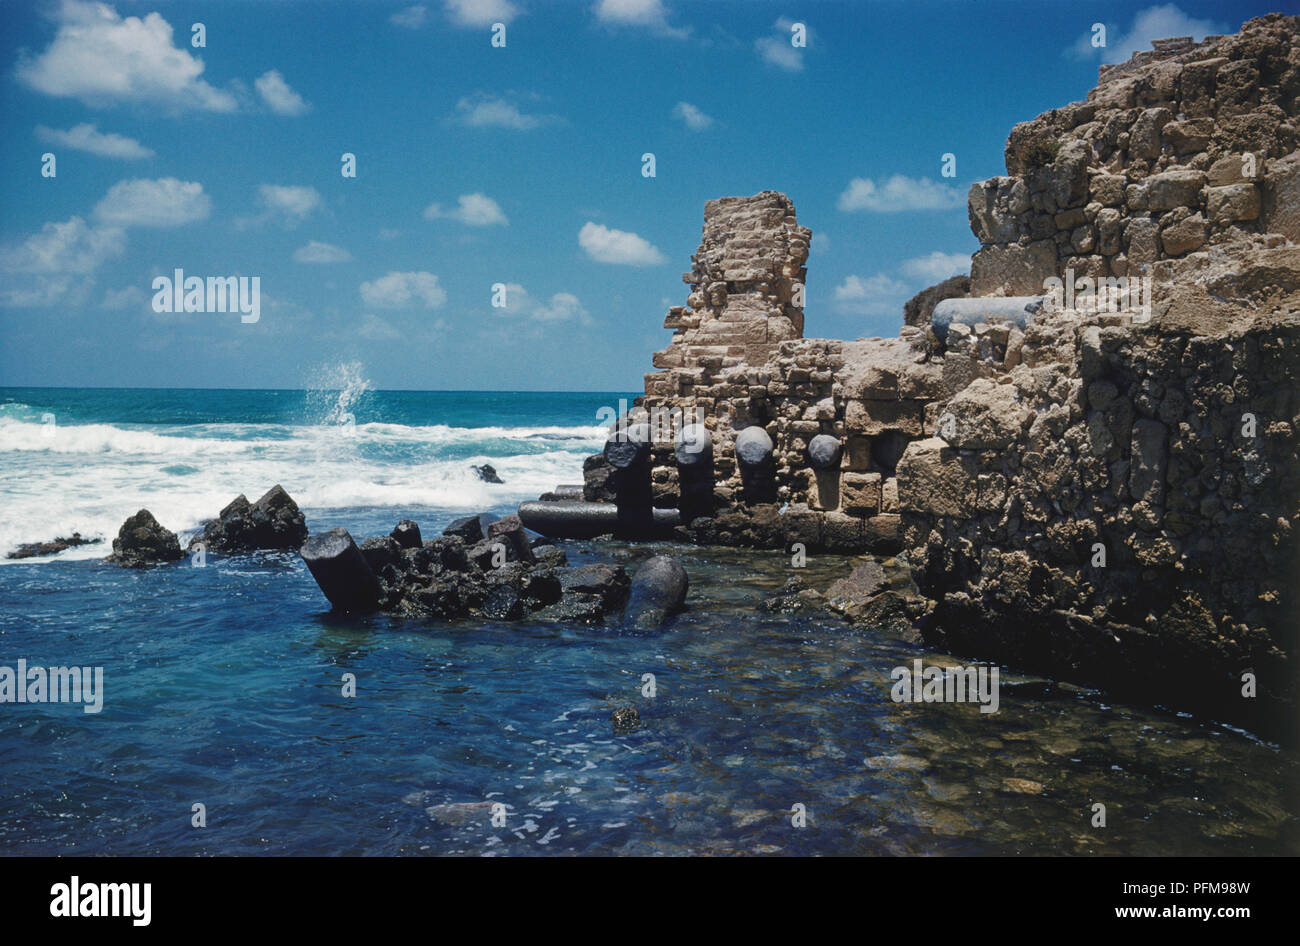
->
[107, 509, 183, 568]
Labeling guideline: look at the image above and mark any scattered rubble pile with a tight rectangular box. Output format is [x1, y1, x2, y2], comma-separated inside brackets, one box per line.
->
[301, 514, 687, 627]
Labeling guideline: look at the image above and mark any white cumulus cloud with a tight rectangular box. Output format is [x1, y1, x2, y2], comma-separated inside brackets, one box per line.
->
[756, 18, 807, 72]
[672, 101, 714, 131]
[900, 251, 971, 283]
[93, 177, 211, 228]
[35, 123, 154, 159]
[389, 5, 429, 28]
[495, 283, 591, 324]
[16, 0, 237, 112]
[833, 273, 912, 317]
[579, 221, 666, 266]
[242, 184, 322, 228]
[1067, 4, 1228, 64]
[0, 216, 127, 307]
[446, 0, 520, 27]
[293, 241, 352, 263]
[451, 93, 555, 130]
[837, 175, 964, 213]
[360, 271, 447, 309]
[424, 193, 509, 226]
[592, 0, 688, 38]
[255, 69, 310, 115]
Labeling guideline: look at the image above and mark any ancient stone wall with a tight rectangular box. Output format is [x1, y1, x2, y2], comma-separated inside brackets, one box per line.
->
[968, 13, 1300, 296]
[582, 14, 1300, 731]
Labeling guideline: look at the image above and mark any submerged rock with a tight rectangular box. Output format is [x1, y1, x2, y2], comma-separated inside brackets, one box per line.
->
[107, 510, 184, 568]
[189, 485, 308, 554]
[7, 533, 100, 560]
[611, 706, 641, 733]
[624, 555, 689, 629]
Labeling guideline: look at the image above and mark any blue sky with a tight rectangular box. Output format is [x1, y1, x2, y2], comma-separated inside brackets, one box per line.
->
[0, 0, 1266, 390]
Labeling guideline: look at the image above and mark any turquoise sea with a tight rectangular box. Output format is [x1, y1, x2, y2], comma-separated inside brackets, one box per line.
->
[1, 381, 1297, 855]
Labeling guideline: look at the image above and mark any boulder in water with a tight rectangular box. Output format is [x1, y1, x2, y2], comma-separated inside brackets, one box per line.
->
[390, 519, 422, 549]
[107, 510, 184, 568]
[472, 463, 504, 484]
[624, 555, 689, 629]
[190, 485, 308, 553]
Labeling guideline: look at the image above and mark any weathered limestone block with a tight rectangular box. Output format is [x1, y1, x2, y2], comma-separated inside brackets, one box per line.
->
[844, 399, 925, 437]
[970, 240, 1058, 296]
[840, 471, 882, 515]
[1144, 168, 1207, 211]
[968, 177, 1027, 244]
[940, 378, 1033, 450]
[896, 438, 977, 518]
[1261, 152, 1300, 242]
[1206, 184, 1261, 224]
[1160, 212, 1207, 255]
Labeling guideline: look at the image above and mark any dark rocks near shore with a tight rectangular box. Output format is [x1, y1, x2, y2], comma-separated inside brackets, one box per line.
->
[298, 512, 638, 625]
[472, 463, 504, 484]
[189, 485, 308, 554]
[625, 555, 689, 629]
[7, 533, 100, 560]
[107, 509, 184, 568]
[390, 519, 422, 549]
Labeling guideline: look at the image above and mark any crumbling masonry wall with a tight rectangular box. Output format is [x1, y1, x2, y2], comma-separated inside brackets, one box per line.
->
[968, 13, 1300, 296]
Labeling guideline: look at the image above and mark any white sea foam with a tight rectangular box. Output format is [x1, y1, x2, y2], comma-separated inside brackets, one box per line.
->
[0, 416, 602, 563]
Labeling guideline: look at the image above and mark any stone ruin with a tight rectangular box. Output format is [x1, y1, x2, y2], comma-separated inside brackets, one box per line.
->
[573, 14, 1300, 738]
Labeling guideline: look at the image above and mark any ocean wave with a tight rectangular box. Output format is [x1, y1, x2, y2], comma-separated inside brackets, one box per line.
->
[0, 417, 597, 562]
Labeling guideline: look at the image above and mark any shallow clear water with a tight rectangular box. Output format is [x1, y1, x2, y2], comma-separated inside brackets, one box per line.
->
[1, 386, 1296, 855]
[2, 530, 1297, 856]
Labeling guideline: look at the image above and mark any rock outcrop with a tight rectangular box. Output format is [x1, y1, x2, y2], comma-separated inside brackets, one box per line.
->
[189, 485, 308, 554]
[107, 509, 184, 567]
[7, 533, 99, 560]
[970, 13, 1300, 295]
[298, 512, 646, 625]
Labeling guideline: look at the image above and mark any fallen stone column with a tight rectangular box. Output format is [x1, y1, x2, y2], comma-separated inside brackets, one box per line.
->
[517, 501, 680, 539]
[300, 527, 383, 613]
[931, 296, 1045, 342]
